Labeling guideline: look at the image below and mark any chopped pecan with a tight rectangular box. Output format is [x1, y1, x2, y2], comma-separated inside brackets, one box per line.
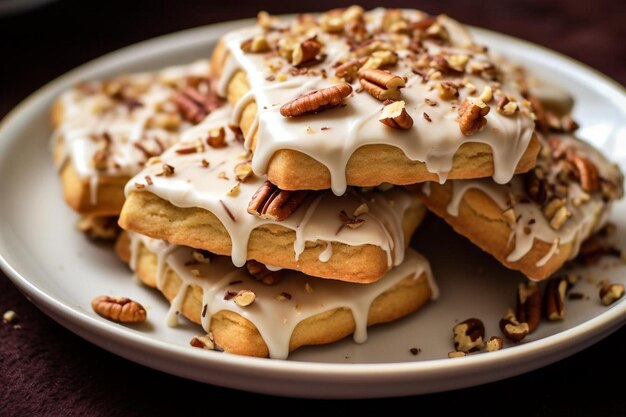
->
[453, 318, 485, 353]
[516, 281, 541, 333]
[91, 295, 147, 323]
[338, 210, 365, 230]
[247, 180, 309, 221]
[362, 50, 399, 70]
[599, 283, 625, 306]
[436, 81, 459, 100]
[499, 308, 529, 342]
[206, 127, 227, 148]
[292, 37, 322, 66]
[569, 154, 600, 193]
[524, 169, 548, 205]
[233, 289, 256, 307]
[335, 57, 368, 82]
[358, 68, 405, 101]
[486, 336, 504, 352]
[458, 98, 490, 136]
[172, 86, 223, 124]
[280, 83, 352, 117]
[246, 260, 282, 285]
[234, 161, 254, 182]
[190, 335, 215, 350]
[496, 96, 519, 116]
[379, 100, 413, 129]
[544, 277, 569, 320]
[241, 36, 271, 53]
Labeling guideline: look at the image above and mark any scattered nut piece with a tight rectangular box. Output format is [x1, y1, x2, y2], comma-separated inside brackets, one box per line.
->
[280, 83, 352, 117]
[241, 36, 270, 53]
[499, 308, 529, 342]
[458, 98, 490, 135]
[544, 277, 568, 320]
[358, 68, 405, 101]
[3, 310, 17, 323]
[516, 281, 542, 333]
[190, 335, 215, 350]
[91, 295, 147, 323]
[448, 351, 466, 358]
[192, 250, 211, 264]
[226, 182, 240, 197]
[453, 318, 485, 353]
[352, 203, 369, 217]
[486, 336, 504, 352]
[497, 96, 518, 116]
[479, 86, 493, 103]
[338, 210, 365, 230]
[234, 161, 254, 182]
[335, 57, 369, 82]
[569, 155, 600, 193]
[599, 283, 624, 306]
[379, 100, 413, 129]
[207, 127, 226, 148]
[233, 289, 256, 307]
[436, 81, 459, 100]
[292, 37, 322, 66]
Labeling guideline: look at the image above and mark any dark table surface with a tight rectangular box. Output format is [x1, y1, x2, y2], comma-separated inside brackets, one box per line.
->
[1, 0, 625, 415]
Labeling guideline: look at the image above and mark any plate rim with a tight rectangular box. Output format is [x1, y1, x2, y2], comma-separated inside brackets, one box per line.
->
[1, 15, 626, 396]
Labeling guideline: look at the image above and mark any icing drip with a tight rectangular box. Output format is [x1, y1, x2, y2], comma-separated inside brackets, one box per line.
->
[52, 60, 211, 203]
[128, 232, 437, 359]
[445, 134, 622, 267]
[318, 242, 333, 262]
[217, 8, 536, 195]
[125, 106, 416, 270]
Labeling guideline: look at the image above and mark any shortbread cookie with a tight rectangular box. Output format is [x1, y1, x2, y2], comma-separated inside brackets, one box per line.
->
[122, 232, 437, 359]
[51, 60, 222, 216]
[119, 106, 425, 283]
[211, 7, 540, 194]
[417, 133, 624, 279]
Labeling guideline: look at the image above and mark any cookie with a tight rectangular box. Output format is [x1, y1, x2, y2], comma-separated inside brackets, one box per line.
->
[210, 7, 540, 194]
[416, 133, 624, 279]
[119, 107, 426, 283]
[121, 232, 437, 359]
[51, 60, 222, 216]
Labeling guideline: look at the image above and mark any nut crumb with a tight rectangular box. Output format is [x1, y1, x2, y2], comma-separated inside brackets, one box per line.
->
[3, 310, 17, 323]
[448, 351, 466, 358]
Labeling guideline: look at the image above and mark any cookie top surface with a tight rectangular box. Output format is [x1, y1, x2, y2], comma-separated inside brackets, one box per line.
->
[53, 60, 218, 180]
[125, 106, 420, 270]
[216, 6, 537, 194]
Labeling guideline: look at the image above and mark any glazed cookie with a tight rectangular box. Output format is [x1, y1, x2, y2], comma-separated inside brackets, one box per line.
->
[416, 133, 624, 280]
[121, 232, 437, 359]
[119, 107, 426, 283]
[51, 60, 222, 216]
[211, 7, 540, 194]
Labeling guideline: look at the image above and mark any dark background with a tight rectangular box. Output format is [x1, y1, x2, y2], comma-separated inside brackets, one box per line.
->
[1, 0, 625, 415]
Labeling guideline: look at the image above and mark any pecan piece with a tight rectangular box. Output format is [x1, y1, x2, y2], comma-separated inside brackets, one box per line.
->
[379, 100, 413, 129]
[569, 154, 600, 193]
[599, 283, 624, 306]
[241, 36, 270, 53]
[358, 68, 405, 101]
[190, 334, 215, 350]
[233, 289, 256, 307]
[292, 37, 322, 66]
[516, 281, 541, 333]
[246, 260, 282, 285]
[457, 98, 490, 135]
[453, 318, 485, 353]
[280, 83, 352, 117]
[486, 336, 504, 352]
[335, 57, 368, 82]
[544, 277, 568, 320]
[499, 308, 529, 342]
[206, 127, 227, 148]
[234, 161, 254, 182]
[91, 295, 147, 323]
[247, 180, 309, 221]
[172, 86, 222, 124]
[524, 169, 548, 205]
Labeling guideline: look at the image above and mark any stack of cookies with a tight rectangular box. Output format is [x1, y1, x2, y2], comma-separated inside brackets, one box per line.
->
[51, 6, 624, 359]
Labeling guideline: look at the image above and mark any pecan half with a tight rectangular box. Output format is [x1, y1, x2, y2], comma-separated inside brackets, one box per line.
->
[91, 295, 147, 323]
[453, 318, 485, 353]
[280, 83, 352, 117]
[457, 98, 490, 136]
[544, 277, 568, 320]
[358, 68, 405, 101]
[499, 308, 529, 343]
[247, 180, 309, 221]
[172, 86, 222, 124]
[599, 283, 625, 306]
[246, 260, 282, 285]
[379, 100, 413, 129]
[516, 281, 541, 333]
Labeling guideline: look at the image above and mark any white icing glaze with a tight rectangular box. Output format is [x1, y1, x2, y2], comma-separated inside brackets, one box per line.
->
[128, 232, 437, 359]
[52, 60, 211, 202]
[125, 106, 416, 270]
[445, 134, 622, 270]
[217, 8, 535, 194]
[318, 241, 333, 262]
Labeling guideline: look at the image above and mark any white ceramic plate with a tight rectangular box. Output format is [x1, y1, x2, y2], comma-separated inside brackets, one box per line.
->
[1, 18, 626, 399]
